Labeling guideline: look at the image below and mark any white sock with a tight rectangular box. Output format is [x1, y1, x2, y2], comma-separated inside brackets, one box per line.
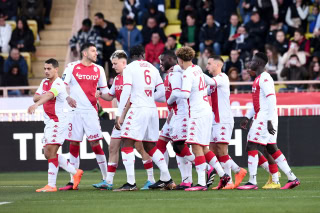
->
[69, 155, 79, 183]
[229, 156, 241, 173]
[184, 153, 195, 163]
[142, 159, 155, 183]
[248, 151, 258, 185]
[92, 145, 107, 181]
[260, 162, 270, 173]
[48, 157, 59, 187]
[206, 152, 225, 177]
[185, 161, 193, 183]
[121, 147, 136, 185]
[106, 162, 117, 185]
[58, 154, 76, 175]
[218, 155, 232, 182]
[176, 155, 188, 183]
[195, 156, 206, 186]
[164, 150, 169, 166]
[149, 148, 171, 182]
[273, 150, 296, 181]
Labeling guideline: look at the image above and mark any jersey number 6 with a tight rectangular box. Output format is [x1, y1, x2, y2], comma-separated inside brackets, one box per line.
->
[144, 70, 151, 85]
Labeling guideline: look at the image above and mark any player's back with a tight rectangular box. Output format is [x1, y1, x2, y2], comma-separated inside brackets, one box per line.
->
[125, 60, 163, 108]
[183, 64, 211, 118]
[209, 73, 234, 124]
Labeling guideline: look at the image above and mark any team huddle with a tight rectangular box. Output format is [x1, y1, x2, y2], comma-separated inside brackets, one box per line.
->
[27, 43, 300, 192]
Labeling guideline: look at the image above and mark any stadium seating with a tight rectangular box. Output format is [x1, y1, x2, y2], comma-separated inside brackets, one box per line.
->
[165, 0, 180, 9]
[164, 24, 181, 37]
[0, 52, 32, 77]
[165, 9, 180, 25]
[5, 20, 39, 45]
[136, 25, 142, 30]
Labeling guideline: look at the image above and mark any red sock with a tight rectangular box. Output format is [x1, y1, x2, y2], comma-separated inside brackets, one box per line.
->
[217, 155, 230, 163]
[147, 146, 158, 157]
[180, 144, 192, 157]
[258, 155, 268, 166]
[269, 164, 278, 174]
[156, 139, 168, 154]
[205, 151, 216, 162]
[70, 144, 80, 158]
[92, 144, 105, 155]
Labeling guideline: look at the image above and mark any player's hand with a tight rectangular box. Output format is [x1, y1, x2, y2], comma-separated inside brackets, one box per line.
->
[240, 117, 249, 130]
[267, 120, 276, 135]
[66, 96, 77, 108]
[115, 116, 122, 130]
[28, 104, 38, 114]
[95, 90, 102, 99]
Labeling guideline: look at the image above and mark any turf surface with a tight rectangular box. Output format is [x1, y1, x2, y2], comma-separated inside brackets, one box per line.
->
[0, 167, 319, 213]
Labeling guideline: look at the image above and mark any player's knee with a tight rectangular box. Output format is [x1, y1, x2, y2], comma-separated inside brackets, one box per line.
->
[89, 140, 100, 147]
[143, 142, 154, 153]
[172, 142, 181, 154]
[266, 144, 278, 155]
[247, 142, 258, 151]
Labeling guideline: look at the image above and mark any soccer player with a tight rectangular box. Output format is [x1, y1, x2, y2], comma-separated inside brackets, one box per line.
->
[98, 50, 156, 190]
[237, 52, 300, 190]
[60, 43, 110, 190]
[167, 47, 230, 191]
[114, 45, 175, 191]
[205, 55, 247, 189]
[28, 58, 83, 192]
[156, 50, 194, 190]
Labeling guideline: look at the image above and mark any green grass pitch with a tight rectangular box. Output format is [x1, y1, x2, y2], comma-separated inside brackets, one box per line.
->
[0, 167, 319, 213]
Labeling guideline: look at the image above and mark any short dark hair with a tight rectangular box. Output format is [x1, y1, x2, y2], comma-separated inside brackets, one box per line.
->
[251, 11, 259, 16]
[82, 18, 92, 28]
[168, 34, 177, 40]
[294, 28, 304, 36]
[125, 18, 135, 25]
[255, 52, 268, 64]
[289, 54, 299, 61]
[94, 12, 104, 20]
[45, 58, 59, 68]
[209, 55, 224, 63]
[130, 45, 145, 58]
[160, 50, 177, 61]
[80, 43, 96, 53]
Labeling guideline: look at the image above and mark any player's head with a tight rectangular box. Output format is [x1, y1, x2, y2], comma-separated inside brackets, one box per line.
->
[44, 58, 59, 79]
[129, 45, 145, 60]
[81, 43, 98, 63]
[110, 50, 128, 74]
[159, 50, 177, 72]
[248, 52, 268, 76]
[206, 55, 224, 76]
[175, 46, 195, 70]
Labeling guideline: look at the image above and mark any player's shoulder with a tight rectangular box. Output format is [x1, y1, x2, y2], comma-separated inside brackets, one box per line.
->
[65, 60, 81, 69]
[92, 63, 105, 72]
[53, 77, 64, 85]
[39, 78, 49, 85]
[260, 72, 274, 83]
[173, 64, 183, 73]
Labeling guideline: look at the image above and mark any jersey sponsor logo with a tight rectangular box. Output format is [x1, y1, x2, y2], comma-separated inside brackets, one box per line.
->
[139, 62, 150, 68]
[189, 138, 194, 141]
[76, 72, 99, 80]
[88, 134, 99, 140]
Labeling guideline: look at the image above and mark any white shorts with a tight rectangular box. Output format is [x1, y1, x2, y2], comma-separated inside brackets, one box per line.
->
[160, 120, 172, 139]
[111, 127, 121, 139]
[186, 113, 213, 147]
[247, 119, 278, 146]
[66, 110, 103, 142]
[170, 114, 189, 142]
[210, 123, 234, 144]
[43, 119, 68, 147]
[121, 107, 159, 142]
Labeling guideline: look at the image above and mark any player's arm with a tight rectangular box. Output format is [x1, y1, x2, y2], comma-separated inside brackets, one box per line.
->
[99, 78, 115, 101]
[167, 72, 192, 105]
[62, 64, 77, 108]
[204, 74, 217, 87]
[33, 94, 41, 102]
[97, 66, 110, 95]
[28, 89, 56, 114]
[33, 80, 44, 102]
[154, 84, 165, 102]
[116, 68, 132, 117]
[116, 98, 131, 130]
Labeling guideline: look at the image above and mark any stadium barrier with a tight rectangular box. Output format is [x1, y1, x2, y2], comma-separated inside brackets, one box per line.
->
[1, 117, 319, 172]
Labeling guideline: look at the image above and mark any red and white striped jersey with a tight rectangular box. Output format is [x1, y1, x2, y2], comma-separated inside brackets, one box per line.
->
[165, 65, 188, 115]
[36, 77, 68, 124]
[207, 73, 234, 124]
[181, 64, 211, 118]
[108, 74, 123, 104]
[122, 60, 163, 108]
[252, 71, 277, 120]
[62, 61, 108, 111]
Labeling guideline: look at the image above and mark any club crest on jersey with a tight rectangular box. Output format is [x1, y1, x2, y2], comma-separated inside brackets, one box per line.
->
[93, 67, 98, 72]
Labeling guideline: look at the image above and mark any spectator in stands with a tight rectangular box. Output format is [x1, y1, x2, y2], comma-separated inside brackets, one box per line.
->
[265, 44, 283, 81]
[0, 0, 18, 21]
[179, 14, 199, 52]
[69, 18, 103, 65]
[280, 54, 309, 91]
[141, 17, 166, 46]
[197, 0, 214, 25]
[254, 0, 279, 26]
[281, 40, 306, 66]
[308, 5, 319, 33]
[199, 14, 221, 55]
[212, 0, 237, 26]
[285, 0, 309, 34]
[117, 18, 143, 56]
[197, 47, 213, 73]
[164, 34, 181, 51]
[239, 0, 253, 24]
[0, 55, 4, 85]
[178, 0, 197, 28]
[314, 12, 320, 35]
[266, 19, 283, 45]
[9, 17, 35, 53]
[145, 32, 164, 68]
[277, 0, 290, 29]
[292, 28, 310, 56]
[4, 47, 28, 78]
[245, 12, 267, 51]
[223, 49, 244, 75]
[3, 64, 27, 96]
[272, 30, 289, 55]
[44, 0, 52, 25]
[121, 0, 140, 26]
[220, 13, 241, 55]
[228, 67, 240, 92]
[142, 3, 168, 28]
[238, 68, 252, 92]
[139, 0, 165, 24]
[0, 12, 12, 53]
[19, 0, 45, 31]
[94, 12, 118, 76]
[309, 61, 320, 80]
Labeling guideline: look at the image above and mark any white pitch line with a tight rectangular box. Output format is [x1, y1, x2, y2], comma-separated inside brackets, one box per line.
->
[0, 186, 35, 188]
[0, 202, 11, 206]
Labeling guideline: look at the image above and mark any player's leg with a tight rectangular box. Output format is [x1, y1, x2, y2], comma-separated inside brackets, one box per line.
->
[36, 144, 60, 192]
[135, 141, 155, 190]
[261, 148, 281, 189]
[89, 140, 108, 187]
[156, 136, 170, 164]
[266, 144, 300, 189]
